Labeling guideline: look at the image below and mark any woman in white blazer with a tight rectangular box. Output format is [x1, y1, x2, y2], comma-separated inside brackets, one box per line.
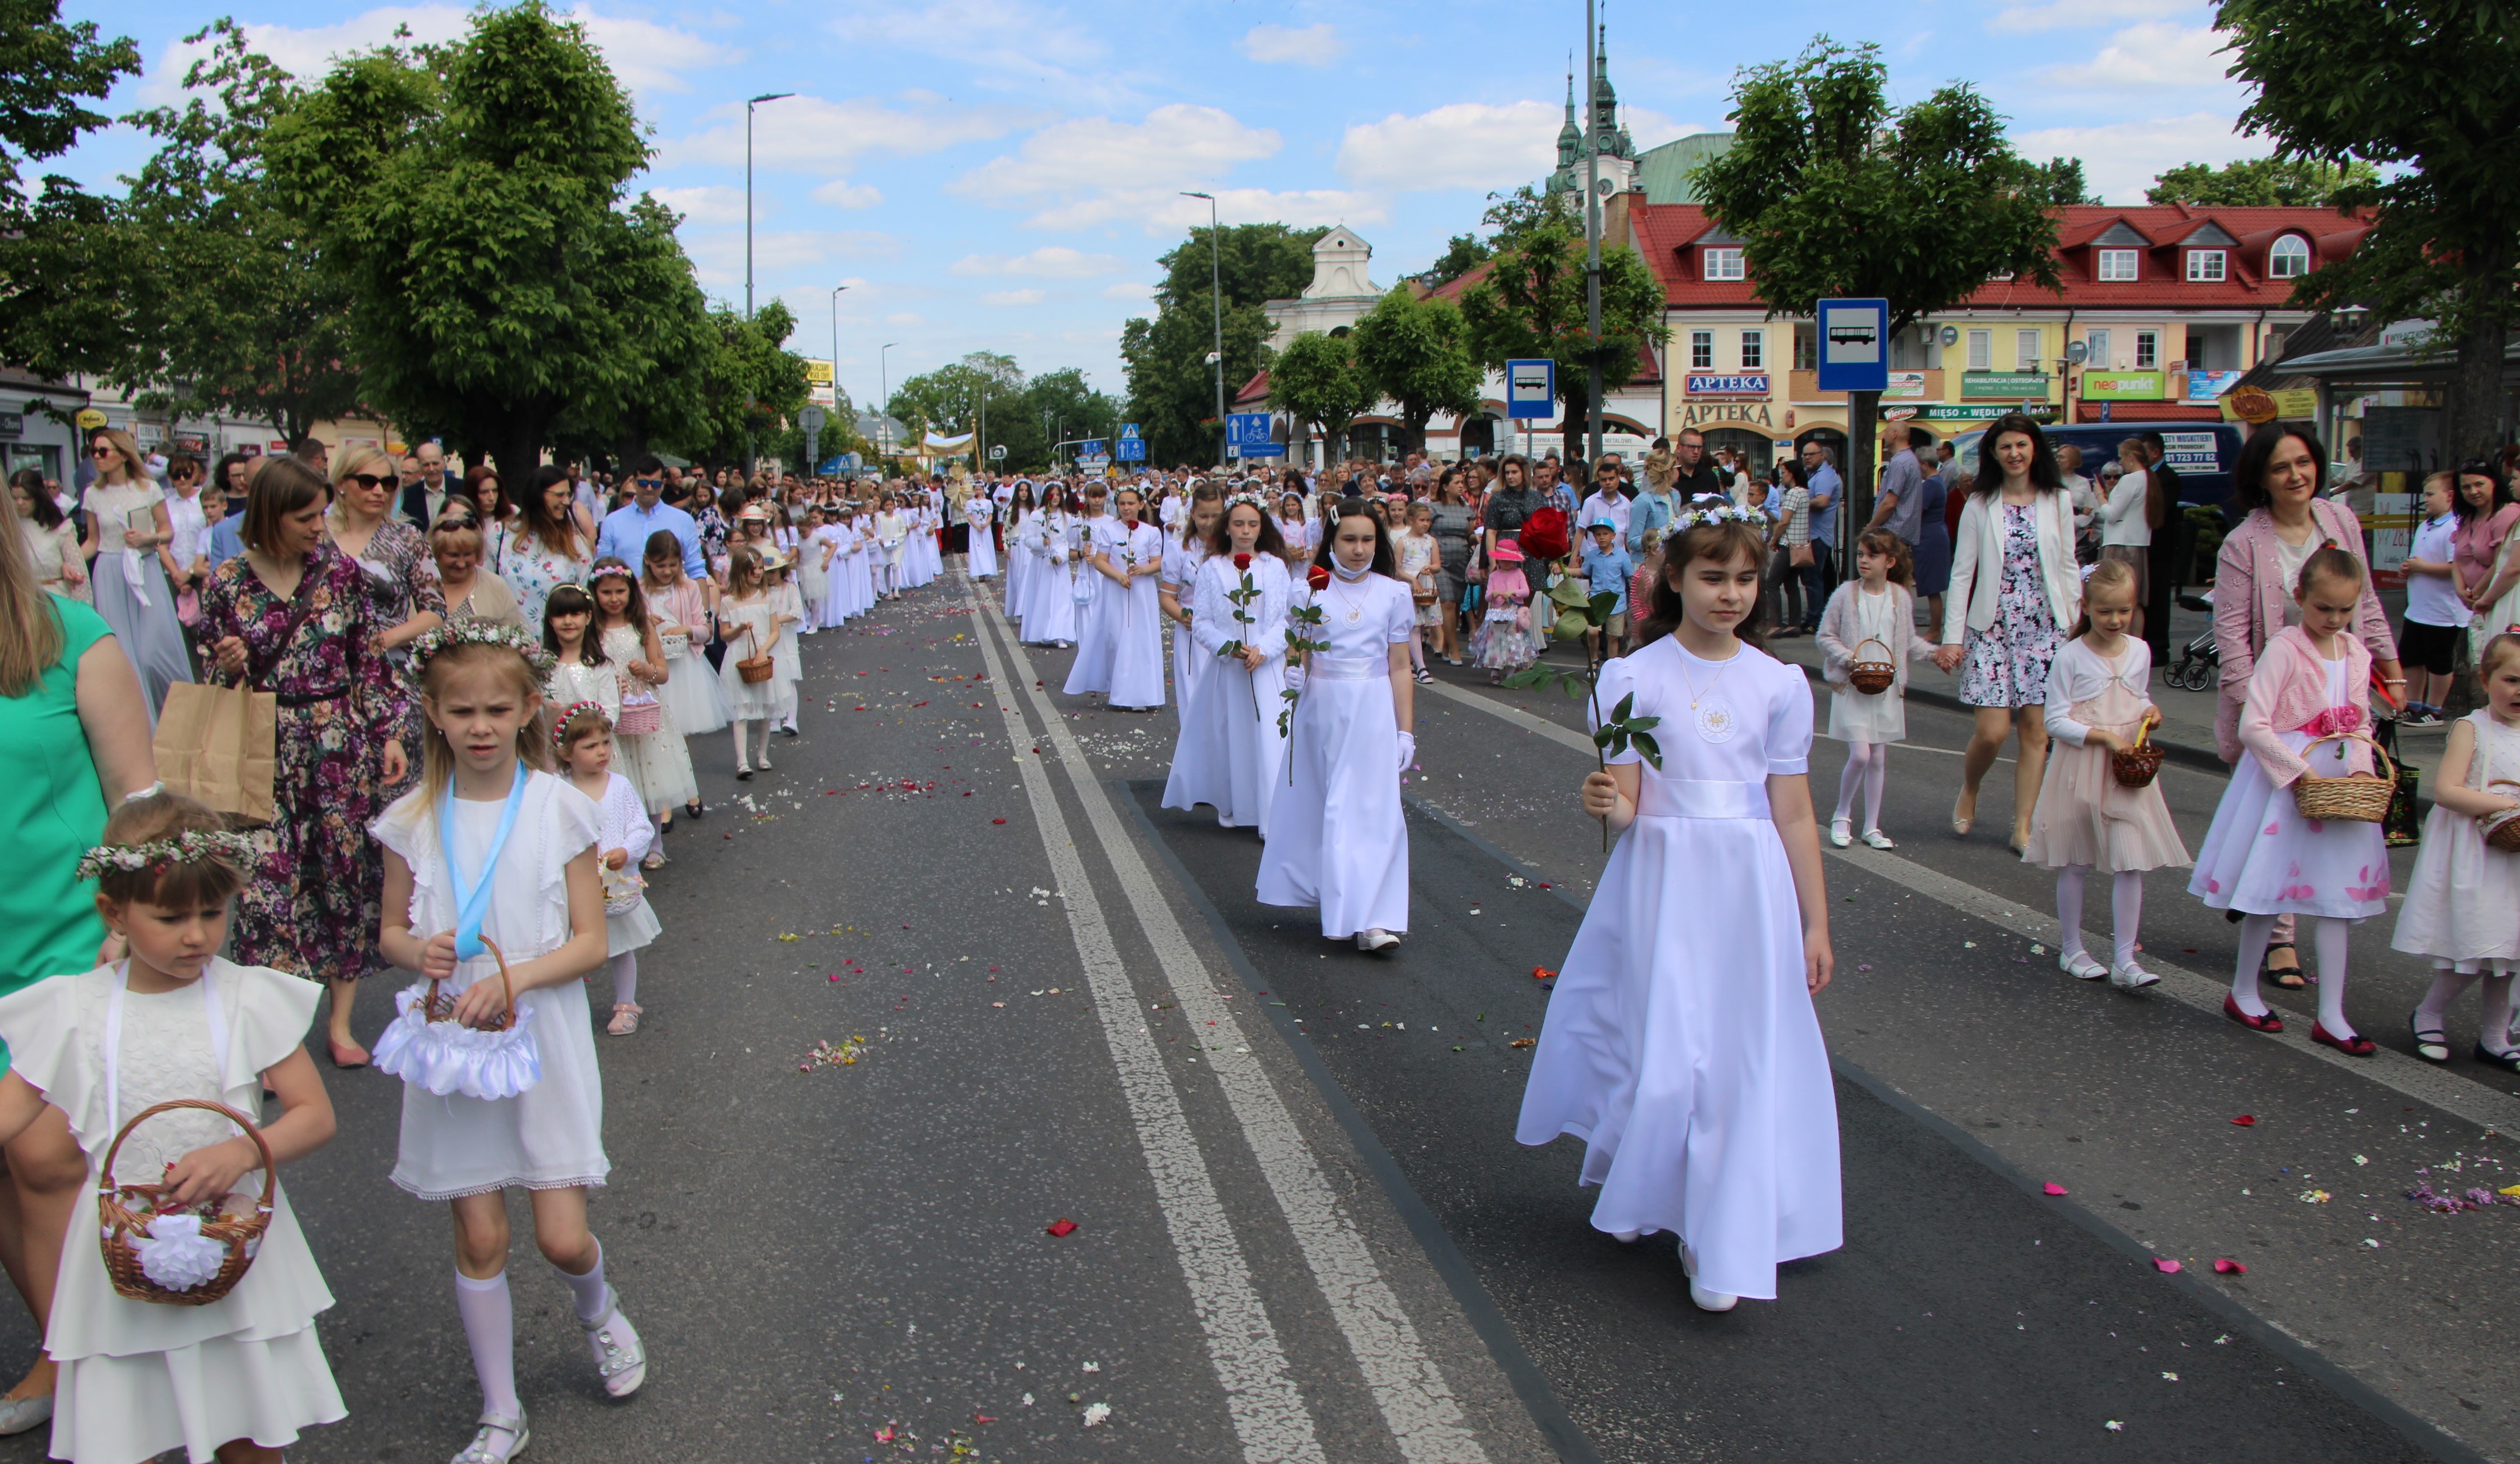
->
[1932, 414, 2083, 851]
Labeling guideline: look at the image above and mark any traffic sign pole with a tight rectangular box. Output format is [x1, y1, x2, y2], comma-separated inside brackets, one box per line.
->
[1815, 298, 1891, 553]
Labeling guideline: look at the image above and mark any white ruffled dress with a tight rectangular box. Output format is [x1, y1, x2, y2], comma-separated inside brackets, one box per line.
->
[0, 960, 344, 1463]
[592, 770, 662, 956]
[370, 772, 612, 1199]
[601, 624, 698, 813]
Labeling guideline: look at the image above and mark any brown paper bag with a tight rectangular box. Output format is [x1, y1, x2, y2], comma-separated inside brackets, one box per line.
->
[152, 682, 278, 826]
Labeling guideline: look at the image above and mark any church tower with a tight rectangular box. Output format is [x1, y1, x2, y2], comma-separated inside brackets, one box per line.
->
[1545, 28, 1638, 200]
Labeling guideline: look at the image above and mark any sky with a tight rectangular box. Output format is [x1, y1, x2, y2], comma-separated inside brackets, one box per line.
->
[60, 0, 2266, 410]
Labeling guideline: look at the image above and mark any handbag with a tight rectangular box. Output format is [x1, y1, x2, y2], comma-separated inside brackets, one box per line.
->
[736, 624, 775, 684]
[1789, 541, 1815, 568]
[151, 586, 319, 827]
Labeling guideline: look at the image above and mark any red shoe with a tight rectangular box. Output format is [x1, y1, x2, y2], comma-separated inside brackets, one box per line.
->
[327, 1036, 371, 1069]
[2311, 1022, 2376, 1056]
[2223, 995, 2283, 1033]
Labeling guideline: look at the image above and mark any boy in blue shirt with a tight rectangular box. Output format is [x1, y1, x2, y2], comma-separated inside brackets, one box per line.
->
[1579, 519, 1636, 660]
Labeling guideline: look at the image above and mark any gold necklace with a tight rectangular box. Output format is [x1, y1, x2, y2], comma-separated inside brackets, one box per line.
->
[1679, 650, 1735, 710]
[1330, 571, 1368, 622]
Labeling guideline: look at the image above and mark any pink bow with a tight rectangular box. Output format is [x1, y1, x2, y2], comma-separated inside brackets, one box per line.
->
[2299, 704, 2364, 738]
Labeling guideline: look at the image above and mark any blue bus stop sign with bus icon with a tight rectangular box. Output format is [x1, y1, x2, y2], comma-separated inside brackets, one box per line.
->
[1815, 298, 1889, 394]
[1505, 359, 1557, 419]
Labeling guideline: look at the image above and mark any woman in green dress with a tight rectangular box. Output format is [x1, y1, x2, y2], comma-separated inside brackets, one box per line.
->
[0, 505, 156, 1431]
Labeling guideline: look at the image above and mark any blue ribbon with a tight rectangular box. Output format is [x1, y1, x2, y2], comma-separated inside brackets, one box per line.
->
[439, 762, 529, 961]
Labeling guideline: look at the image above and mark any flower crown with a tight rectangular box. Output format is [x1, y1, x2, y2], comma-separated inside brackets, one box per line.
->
[550, 699, 612, 747]
[1672, 503, 1763, 533]
[411, 619, 558, 680]
[1223, 491, 1269, 516]
[76, 830, 254, 883]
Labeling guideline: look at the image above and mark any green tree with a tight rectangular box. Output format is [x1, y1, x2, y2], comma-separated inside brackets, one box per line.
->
[1692, 38, 2064, 523]
[1014, 367, 1120, 471]
[1457, 192, 1666, 460]
[1121, 223, 1324, 464]
[1350, 287, 1481, 456]
[266, 3, 708, 486]
[2145, 156, 2378, 208]
[2036, 157, 2100, 207]
[1270, 331, 1374, 463]
[684, 300, 813, 470]
[2221, 0, 2520, 463]
[887, 351, 1023, 448]
[1423, 232, 1492, 287]
[0, 0, 142, 379]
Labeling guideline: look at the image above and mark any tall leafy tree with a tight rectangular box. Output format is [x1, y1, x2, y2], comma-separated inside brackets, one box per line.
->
[2220, 0, 2520, 463]
[1693, 38, 2063, 523]
[684, 300, 813, 470]
[1457, 188, 1665, 460]
[1269, 331, 1373, 463]
[0, 0, 142, 378]
[1013, 367, 1120, 471]
[1121, 222, 1323, 464]
[2146, 156, 2376, 209]
[1350, 287, 1481, 456]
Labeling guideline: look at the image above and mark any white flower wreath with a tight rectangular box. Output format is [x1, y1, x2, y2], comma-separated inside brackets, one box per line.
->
[1672, 503, 1763, 533]
[409, 619, 558, 680]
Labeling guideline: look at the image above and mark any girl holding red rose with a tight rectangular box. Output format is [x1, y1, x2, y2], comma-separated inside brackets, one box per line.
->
[1163, 497, 1293, 830]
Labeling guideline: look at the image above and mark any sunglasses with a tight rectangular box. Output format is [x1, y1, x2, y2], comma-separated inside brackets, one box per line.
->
[344, 472, 392, 491]
[89, 446, 116, 459]
[636, 477, 664, 490]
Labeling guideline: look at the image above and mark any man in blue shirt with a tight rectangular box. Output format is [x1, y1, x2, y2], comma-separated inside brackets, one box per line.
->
[1801, 440, 1842, 595]
[596, 455, 707, 579]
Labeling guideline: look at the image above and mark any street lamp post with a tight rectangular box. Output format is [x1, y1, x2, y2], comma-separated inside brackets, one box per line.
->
[829, 283, 849, 469]
[880, 342, 900, 464]
[745, 92, 794, 320]
[1181, 191, 1225, 467]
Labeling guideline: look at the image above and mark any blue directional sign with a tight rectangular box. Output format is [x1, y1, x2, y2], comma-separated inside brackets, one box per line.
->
[1815, 298, 1890, 393]
[1505, 359, 1557, 419]
[1225, 412, 1274, 450]
[1079, 440, 1106, 459]
[1116, 422, 1146, 462]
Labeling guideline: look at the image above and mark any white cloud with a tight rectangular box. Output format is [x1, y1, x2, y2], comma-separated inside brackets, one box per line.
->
[949, 104, 1345, 231]
[951, 247, 1124, 278]
[1991, 0, 2204, 34]
[1337, 101, 1559, 193]
[1102, 281, 1154, 300]
[683, 229, 901, 283]
[2039, 23, 2232, 90]
[2012, 114, 2264, 204]
[566, 7, 743, 95]
[980, 288, 1047, 307]
[648, 185, 747, 226]
[811, 180, 885, 209]
[831, 0, 1121, 99]
[1238, 23, 1345, 66]
[662, 95, 1034, 176]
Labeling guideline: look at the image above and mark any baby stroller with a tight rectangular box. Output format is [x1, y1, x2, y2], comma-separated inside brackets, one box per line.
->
[2164, 591, 2218, 692]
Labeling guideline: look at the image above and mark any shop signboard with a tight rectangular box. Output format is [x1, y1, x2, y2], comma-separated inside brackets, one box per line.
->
[1883, 371, 1927, 400]
[2185, 369, 2245, 403]
[2158, 431, 2221, 473]
[1961, 371, 2047, 399]
[1685, 372, 1769, 397]
[2082, 371, 2165, 401]
[2220, 386, 2318, 423]
[1884, 403, 2058, 422]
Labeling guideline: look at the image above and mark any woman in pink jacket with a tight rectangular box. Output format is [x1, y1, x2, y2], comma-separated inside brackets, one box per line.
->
[2211, 424, 2404, 994]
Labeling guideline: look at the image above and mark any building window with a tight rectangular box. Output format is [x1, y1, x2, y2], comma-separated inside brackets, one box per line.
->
[2135, 331, 2159, 369]
[2187, 249, 2227, 282]
[2269, 235, 2311, 278]
[1739, 329, 1763, 369]
[1690, 330, 1714, 370]
[2085, 328, 2111, 371]
[2016, 329, 2042, 372]
[2097, 249, 2139, 281]
[1967, 329, 1991, 371]
[1793, 324, 1816, 371]
[1702, 247, 1744, 281]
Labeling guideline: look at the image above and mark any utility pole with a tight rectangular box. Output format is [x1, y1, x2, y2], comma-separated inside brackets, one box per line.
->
[829, 283, 848, 471]
[880, 343, 899, 467]
[1182, 191, 1226, 467]
[1582, 7, 1603, 467]
[744, 92, 793, 320]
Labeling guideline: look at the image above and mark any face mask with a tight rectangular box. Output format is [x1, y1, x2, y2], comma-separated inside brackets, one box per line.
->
[1333, 559, 1373, 582]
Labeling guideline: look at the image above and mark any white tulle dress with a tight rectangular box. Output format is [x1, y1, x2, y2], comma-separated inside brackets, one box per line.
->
[602, 624, 697, 813]
[370, 771, 612, 1199]
[966, 496, 999, 578]
[2393, 710, 2520, 964]
[644, 577, 729, 735]
[1515, 636, 1844, 1301]
[1064, 515, 1125, 695]
[1020, 513, 1080, 644]
[1256, 570, 1412, 936]
[1162, 553, 1291, 830]
[591, 770, 661, 956]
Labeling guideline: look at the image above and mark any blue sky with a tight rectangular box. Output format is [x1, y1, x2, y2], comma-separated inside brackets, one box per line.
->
[61, 0, 2261, 407]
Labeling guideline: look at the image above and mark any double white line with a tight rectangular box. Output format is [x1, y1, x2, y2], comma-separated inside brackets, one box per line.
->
[965, 588, 1490, 1464]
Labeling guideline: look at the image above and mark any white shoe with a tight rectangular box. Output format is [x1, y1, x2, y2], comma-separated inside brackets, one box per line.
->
[1859, 828, 1896, 850]
[452, 1411, 529, 1464]
[1680, 1244, 1737, 1313]
[581, 1289, 647, 1398]
[1829, 818, 1852, 848]
[756, 748, 772, 770]
[1355, 928, 1400, 953]
[2059, 950, 2109, 981]
[2109, 959, 2161, 991]
[0, 1393, 53, 1436]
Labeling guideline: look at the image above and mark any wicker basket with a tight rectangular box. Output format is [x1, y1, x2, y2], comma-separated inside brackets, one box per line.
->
[2481, 780, 2520, 853]
[416, 935, 520, 1033]
[1847, 637, 1897, 695]
[2110, 711, 2165, 789]
[97, 1098, 275, 1306]
[2291, 733, 2395, 823]
[736, 625, 775, 685]
[616, 692, 662, 737]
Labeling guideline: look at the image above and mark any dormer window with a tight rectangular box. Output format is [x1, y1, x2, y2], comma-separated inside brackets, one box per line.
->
[2097, 249, 2139, 281]
[2269, 235, 2311, 278]
[1703, 247, 1744, 281]
[2187, 249, 2227, 282]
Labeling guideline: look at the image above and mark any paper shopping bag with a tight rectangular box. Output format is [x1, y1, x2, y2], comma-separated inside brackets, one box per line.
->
[152, 682, 278, 826]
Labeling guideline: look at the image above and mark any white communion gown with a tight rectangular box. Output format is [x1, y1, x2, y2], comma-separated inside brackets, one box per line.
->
[1106, 520, 1169, 709]
[1163, 553, 1291, 830]
[1162, 534, 1213, 723]
[1003, 507, 1033, 621]
[1064, 514, 1125, 696]
[1020, 512, 1080, 645]
[965, 495, 999, 578]
[1256, 569, 1413, 937]
[1514, 636, 1844, 1302]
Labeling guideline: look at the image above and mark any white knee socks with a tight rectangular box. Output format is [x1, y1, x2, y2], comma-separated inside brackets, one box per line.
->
[2416, 963, 2516, 1054]
[454, 1270, 522, 1419]
[2056, 866, 2089, 961]
[555, 1241, 610, 1325]
[609, 952, 638, 1007]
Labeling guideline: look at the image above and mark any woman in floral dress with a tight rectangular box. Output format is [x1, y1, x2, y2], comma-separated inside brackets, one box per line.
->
[199, 456, 410, 1067]
[326, 446, 445, 779]
[693, 483, 732, 581]
[1934, 414, 2082, 852]
[507, 463, 595, 628]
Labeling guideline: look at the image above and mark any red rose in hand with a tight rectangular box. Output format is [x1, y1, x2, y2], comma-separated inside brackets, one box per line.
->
[1307, 565, 1331, 591]
[1233, 551, 1252, 571]
[1518, 506, 1571, 563]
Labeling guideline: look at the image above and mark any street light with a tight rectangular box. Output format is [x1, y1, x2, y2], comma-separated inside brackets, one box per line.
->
[880, 342, 900, 462]
[828, 284, 849, 474]
[1182, 191, 1225, 467]
[746, 92, 794, 319]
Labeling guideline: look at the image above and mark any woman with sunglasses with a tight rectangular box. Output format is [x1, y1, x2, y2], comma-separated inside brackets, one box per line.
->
[78, 428, 194, 722]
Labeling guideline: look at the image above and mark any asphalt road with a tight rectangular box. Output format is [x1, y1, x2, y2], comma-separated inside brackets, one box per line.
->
[1, 566, 2507, 1463]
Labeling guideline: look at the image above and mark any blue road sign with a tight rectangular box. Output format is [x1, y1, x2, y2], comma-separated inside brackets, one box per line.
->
[1116, 423, 1146, 462]
[1079, 440, 1106, 459]
[1815, 298, 1890, 393]
[1236, 443, 1286, 458]
[1225, 412, 1274, 450]
[1505, 359, 1557, 420]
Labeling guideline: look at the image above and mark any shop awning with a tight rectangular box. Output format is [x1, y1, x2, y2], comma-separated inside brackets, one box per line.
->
[2272, 336, 2520, 385]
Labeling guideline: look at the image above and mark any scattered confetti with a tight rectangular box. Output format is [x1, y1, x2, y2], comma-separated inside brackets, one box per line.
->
[1046, 1218, 1078, 1237]
[1530, 966, 1557, 981]
[2230, 1114, 2256, 1127]
[1082, 1403, 1111, 1427]
[2161, 1372, 2179, 1382]
[2213, 1259, 2246, 1275]
[2042, 1183, 2068, 1196]
[2104, 1421, 2123, 1432]
[992, 818, 1008, 825]
[798, 1035, 873, 1071]
[2151, 1257, 2182, 1274]
[2299, 1190, 2331, 1204]
[1509, 1037, 1536, 1050]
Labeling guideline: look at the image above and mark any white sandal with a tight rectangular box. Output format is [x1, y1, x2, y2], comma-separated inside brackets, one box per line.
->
[607, 1003, 643, 1036]
[451, 1411, 529, 1464]
[582, 1291, 648, 1398]
[1828, 818, 1852, 848]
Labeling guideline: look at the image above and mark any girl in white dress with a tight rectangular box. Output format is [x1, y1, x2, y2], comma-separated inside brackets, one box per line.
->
[1063, 486, 1123, 698]
[824, 504, 865, 625]
[1003, 484, 1037, 622]
[872, 496, 906, 600]
[538, 584, 619, 728]
[794, 506, 829, 631]
[2023, 560, 2191, 990]
[1160, 483, 1223, 723]
[1100, 486, 1168, 711]
[2393, 632, 2520, 1071]
[1516, 505, 1841, 1315]
[765, 553, 806, 736]
[1258, 499, 1416, 950]
[553, 704, 661, 1038]
[715, 547, 789, 778]
[1812, 530, 1937, 849]
[0, 794, 342, 1464]
[965, 491, 999, 579]
[589, 560, 696, 859]
[2188, 546, 2392, 1053]
[371, 624, 643, 1464]
[638, 538, 728, 823]
[1163, 497, 1293, 832]
[1022, 488, 1080, 648]
[1275, 493, 1315, 570]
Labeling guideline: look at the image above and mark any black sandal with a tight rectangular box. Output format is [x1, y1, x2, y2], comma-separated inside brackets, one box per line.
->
[2475, 1044, 2520, 1074]
[2411, 1011, 2450, 1064]
[2264, 947, 2308, 990]
[684, 799, 704, 821]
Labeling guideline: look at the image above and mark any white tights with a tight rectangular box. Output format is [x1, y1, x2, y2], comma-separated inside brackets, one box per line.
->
[1833, 741, 1888, 833]
[2416, 962, 2516, 1055]
[2056, 866, 2144, 966]
[2233, 912, 2356, 1035]
[608, 952, 639, 1007]
[730, 719, 771, 766]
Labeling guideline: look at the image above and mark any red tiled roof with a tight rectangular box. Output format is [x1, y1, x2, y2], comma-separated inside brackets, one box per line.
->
[1233, 369, 1270, 405]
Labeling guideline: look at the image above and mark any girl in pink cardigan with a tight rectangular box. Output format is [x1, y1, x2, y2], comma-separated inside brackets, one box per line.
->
[2189, 546, 2390, 1054]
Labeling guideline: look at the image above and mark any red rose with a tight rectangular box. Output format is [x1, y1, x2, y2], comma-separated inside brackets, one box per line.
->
[1517, 506, 1571, 563]
[1233, 551, 1252, 570]
[1307, 565, 1331, 591]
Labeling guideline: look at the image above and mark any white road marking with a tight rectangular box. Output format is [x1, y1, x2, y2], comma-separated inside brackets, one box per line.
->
[1421, 674, 2520, 1137]
[965, 598, 1328, 1464]
[982, 598, 1493, 1464]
